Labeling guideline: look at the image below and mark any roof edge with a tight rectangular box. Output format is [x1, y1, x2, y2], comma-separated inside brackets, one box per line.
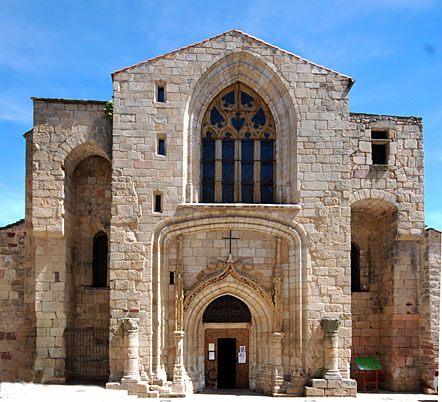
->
[31, 97, 107, 105]
[0, 219, 25, 231]
[111, 29, 352, 80]
[350, 112, 422, 121]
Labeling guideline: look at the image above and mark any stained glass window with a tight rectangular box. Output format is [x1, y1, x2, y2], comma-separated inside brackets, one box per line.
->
[201, 82, 275, 203]
[202, 140, 215, 203]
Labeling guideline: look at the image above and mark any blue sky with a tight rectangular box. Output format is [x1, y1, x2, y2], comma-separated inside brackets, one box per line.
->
[0, 0, 441, 230]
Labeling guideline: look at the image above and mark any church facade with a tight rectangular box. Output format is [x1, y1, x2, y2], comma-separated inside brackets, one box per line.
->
[0, 30, 440, 397]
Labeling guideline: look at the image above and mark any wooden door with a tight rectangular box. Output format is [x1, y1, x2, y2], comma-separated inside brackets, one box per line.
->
[205, 328, 249, 389]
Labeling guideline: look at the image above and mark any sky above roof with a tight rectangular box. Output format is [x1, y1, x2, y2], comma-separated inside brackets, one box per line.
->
[0, 0, 441, 230]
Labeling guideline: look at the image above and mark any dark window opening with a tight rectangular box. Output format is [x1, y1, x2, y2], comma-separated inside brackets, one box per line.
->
[169, 272, 174, 285]
[93, 232, 108, 287]
[158, 139, 165, 155]
[351, 242, 361, 292]
[371, 130, 388, 140]
[157, 86, 165, 103]
[154, 194, 162, 213]
[372, 144, 387, 165]
[371, 130, 388, 165]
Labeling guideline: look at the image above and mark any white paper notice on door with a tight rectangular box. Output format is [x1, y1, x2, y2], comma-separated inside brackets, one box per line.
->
[209, 351, 215, 360]
[238, 352, 246, 363]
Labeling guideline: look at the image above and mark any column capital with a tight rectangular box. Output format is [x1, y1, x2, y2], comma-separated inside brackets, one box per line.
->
[320, 316, 341, 333]
[123, 317, 139, 333]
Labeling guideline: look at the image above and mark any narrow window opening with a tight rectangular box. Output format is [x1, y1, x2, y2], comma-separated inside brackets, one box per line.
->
[170, 272, 175, 285]
[154, 194, 162, 213]
[157, 86, 165, 103]
[93, 232, 108, 287]
[158, 138, 165, 155]
[351, 242, 361, 292]
[371, 130, 389, 165]
[371, 131, 387, 140]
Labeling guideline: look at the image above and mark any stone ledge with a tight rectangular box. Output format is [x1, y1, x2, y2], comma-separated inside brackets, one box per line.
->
[177, 202, 301, 211]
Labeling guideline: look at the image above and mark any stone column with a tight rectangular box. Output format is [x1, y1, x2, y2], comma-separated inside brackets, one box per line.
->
[320, 316, 342, 380]
[122, 318, 141, 383]
[172, 330, 186, 393]
[272, 331, 285, 395]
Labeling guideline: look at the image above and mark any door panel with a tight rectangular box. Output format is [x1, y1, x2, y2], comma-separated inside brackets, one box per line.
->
[205, 328, 249, 389]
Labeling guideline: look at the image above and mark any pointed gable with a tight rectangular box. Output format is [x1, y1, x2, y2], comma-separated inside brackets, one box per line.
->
[112, 29, 353, 82]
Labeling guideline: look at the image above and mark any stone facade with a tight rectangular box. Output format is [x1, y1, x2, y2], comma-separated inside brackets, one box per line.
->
[0, 30, 440, 397]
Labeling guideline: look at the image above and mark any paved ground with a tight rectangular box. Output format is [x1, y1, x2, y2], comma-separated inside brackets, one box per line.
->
[0, 383, 438, 402]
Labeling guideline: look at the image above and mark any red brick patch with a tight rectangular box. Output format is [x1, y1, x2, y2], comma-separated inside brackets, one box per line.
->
[1, 352, 12, 360]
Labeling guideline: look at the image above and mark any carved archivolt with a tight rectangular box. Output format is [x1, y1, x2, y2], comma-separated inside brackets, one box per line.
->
[183, 258, 275, 315]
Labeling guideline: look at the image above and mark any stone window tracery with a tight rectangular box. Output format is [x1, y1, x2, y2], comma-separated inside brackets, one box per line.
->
[201, 82, 275, 203]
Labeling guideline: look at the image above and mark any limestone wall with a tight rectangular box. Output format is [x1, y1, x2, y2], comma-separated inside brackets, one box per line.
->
[420, 228, 441, 392]
[0, 220, 26, 381]
[111, 30, 353, 385]
[30, 99, 111, 382]
[349, 113, 424, 238]
[70, 155, 111, 329]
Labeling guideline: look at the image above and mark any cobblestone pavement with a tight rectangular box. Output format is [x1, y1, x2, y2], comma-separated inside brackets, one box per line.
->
[0, 383, 438, 402]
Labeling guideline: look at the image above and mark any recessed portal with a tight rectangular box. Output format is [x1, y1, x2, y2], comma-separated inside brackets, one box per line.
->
[217, 338, 236, 388]
[204, 295, 250, 390]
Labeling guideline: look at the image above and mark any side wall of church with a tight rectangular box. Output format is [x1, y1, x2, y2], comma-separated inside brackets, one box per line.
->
[349, 114, 427, 391]
[349, 113, 424, 236]
[420, 228, 441, 392]
[0, 221, 27, 381]
[30, 99, 111, 382]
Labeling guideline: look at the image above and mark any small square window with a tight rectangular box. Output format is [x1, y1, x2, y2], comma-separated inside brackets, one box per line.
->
[157, 86, 165, 103]
[158, 138, 165, 155]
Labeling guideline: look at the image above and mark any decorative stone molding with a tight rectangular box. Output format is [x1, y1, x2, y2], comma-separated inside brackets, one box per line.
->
[175, 236, 184, 332]
[271, 331, 285, 395]
[272, 237, 283, 332]
[183, 258, 274, 314]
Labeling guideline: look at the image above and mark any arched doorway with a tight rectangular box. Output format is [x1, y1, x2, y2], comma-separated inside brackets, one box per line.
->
[203, 295, 251, 389]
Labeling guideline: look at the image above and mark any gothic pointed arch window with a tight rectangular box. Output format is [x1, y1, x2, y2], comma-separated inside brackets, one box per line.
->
[201, 82, 275, 203]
